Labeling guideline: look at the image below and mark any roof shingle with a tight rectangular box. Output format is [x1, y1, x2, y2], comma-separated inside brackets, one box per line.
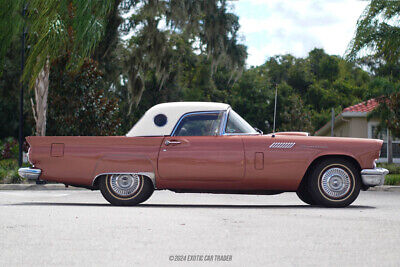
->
[342, 99, 379, 113]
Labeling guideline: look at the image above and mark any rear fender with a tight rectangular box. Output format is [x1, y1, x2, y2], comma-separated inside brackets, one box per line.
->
[91, 153, 156, 188]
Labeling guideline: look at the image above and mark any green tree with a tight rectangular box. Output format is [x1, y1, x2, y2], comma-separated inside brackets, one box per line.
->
[229, 66, 272, 132]
[47, 58, 121, 136]
[0, 36, 23, 138]
[347, 0, 400, 71]
[0, 0, 23, 75]
[0, 0, 114, 136]
[366, 77, 400, 137]
[347, 0, 400, 163]
[90, 0, 248, 132]
[279, 94, 313, 133]
[230, 49, 371, 134]
[121, 0, 246, 111]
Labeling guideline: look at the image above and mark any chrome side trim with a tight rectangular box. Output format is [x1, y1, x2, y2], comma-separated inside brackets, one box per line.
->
[221, 108, 231, 135]
[18, 167, 41, 180]
[218, 109, 228, 135]
[361, 167, 389, 186]
[93, 172, 156, 189]
[224, 133, 260, 136]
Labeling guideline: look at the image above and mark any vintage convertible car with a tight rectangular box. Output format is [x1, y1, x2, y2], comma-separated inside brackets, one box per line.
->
[19, 102, 389, 207]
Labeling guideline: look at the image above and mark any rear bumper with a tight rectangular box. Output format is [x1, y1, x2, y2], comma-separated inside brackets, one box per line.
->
[18, 167, 41, 180]
[361, 167, 389, 186]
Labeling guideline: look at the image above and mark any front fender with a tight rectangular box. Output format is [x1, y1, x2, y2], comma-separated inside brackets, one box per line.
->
[309, 151, 362, 168]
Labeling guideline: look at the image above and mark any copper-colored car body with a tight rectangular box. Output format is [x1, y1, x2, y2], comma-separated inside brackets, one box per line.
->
[26, 134, 381, 191]
[19, 102, 387, 206]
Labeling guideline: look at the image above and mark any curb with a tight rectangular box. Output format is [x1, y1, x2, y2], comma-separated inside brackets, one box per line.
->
[0, 184, 84, 190]
[368, 185, 400, 192]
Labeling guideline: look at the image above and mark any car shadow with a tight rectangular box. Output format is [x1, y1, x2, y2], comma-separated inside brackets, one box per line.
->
[11, 202, 376, 209]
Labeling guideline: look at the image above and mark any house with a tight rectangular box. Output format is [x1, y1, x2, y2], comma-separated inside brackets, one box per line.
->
[315, 99, 399, 163]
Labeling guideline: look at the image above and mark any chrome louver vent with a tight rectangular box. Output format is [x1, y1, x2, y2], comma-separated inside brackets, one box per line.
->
[269, 142, 296, 149]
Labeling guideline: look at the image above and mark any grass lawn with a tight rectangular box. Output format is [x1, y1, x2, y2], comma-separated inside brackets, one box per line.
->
[378, 163, 400, 185]
[385, 174, 400, 186]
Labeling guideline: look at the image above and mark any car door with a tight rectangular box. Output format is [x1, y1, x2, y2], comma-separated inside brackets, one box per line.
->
[157, 111, 245, 182]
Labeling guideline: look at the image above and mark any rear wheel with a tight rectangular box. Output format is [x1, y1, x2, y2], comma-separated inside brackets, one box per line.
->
[99, 174, 154, 206]
[308, 158, 361, 207]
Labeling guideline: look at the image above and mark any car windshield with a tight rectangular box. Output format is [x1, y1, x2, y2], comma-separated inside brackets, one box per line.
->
[225, 110, 258, 134]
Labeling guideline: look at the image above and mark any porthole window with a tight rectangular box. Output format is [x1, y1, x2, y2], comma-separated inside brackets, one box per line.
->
[154, 114, 167, 127]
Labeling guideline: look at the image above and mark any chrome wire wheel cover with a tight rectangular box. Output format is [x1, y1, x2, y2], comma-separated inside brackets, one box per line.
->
[109, 174, 140, 197]
[320, 167, 351, 199]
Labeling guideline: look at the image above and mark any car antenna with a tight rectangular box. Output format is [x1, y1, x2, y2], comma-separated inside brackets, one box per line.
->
[272, 84, 278, 138]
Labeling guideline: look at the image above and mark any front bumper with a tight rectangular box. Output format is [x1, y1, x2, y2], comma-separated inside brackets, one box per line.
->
[361, 167, 389, 186]
[18, 167, 41, 180]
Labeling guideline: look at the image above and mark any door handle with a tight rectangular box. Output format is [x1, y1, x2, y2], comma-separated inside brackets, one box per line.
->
[165, 140, 181, 146]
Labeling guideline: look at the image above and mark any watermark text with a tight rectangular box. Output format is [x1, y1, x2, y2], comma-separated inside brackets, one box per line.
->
[169, 254, 232, 262]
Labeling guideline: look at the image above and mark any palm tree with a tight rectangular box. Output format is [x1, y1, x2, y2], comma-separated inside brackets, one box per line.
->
[0, 0, 114, 136]
[346, 0, 400, 68]
[346, 0, 400, 163]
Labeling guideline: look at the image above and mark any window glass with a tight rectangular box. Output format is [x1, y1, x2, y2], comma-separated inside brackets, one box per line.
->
[225, 110, 257, 134]
[174, 112, 222, 136]
[370, 125, 400, 158]
[371, 125, 387, 140]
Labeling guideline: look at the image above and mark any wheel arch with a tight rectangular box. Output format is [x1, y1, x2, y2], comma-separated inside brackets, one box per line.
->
[298, 154, 362, 190]
[92, 172, 156, 189]
[90, 153, 157, 189]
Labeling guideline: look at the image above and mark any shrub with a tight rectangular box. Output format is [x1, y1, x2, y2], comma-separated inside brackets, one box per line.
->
[0, 158, 26, 184]
[0, 137, 19, 160]
[385, 174, 400, 186]
[8, 169, 22, 183]
[377, 163, 400, 174]
[0, 158, 17, 169]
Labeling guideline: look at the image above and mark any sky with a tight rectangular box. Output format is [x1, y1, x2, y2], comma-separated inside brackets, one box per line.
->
[230, 0, 369, 66]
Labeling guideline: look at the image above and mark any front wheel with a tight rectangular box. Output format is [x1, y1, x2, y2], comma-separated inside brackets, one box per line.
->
[99, 174, 154, 206]
[308, 158, 361, 207]
[296, 179, 316, 205]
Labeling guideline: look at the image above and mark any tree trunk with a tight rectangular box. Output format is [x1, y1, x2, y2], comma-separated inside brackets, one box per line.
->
[31, 59, 50, 136]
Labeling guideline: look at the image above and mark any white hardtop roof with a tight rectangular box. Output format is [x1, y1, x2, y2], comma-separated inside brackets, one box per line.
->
[126, 102, 230, 137]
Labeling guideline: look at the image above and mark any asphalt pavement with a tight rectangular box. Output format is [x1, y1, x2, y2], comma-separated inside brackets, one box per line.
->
[1, 189, 400, 266]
